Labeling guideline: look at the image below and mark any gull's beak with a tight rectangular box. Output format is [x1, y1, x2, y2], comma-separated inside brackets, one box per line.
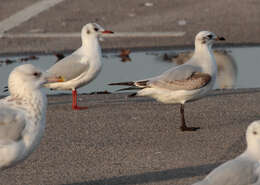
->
[102, 30, 114, 34]
[46, 76, 64, 83]
[215, 36, 225, 41]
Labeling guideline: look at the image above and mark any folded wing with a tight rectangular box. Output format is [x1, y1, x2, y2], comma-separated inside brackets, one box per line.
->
[47, 54, 89, 81]
[0, 106, 26, 142]
[148, 64, 211, 90]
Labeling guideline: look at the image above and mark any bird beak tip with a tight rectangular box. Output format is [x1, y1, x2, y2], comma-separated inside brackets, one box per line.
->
[102, 30, 114, 34]
[216, 36, 225, 41]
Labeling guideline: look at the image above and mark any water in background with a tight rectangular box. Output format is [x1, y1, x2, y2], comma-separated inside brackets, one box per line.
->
[0, 46, 260, 95]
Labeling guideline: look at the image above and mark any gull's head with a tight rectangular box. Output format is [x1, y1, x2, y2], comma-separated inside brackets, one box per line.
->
[81, 23, 113, 40]
[8, 64, 62, 96]
[246, 120, 260, 152]
[195, 31, 225, 47]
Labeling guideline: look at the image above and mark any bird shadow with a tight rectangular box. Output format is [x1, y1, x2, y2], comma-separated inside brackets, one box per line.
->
[62, 163, 221, 185]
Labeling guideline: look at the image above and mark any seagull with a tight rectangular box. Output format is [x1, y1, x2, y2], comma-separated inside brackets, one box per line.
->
[0, 64, 62, 170]
[45, 23, 113, 110]
[109, 31, 225, 131]
[192, 120, 260, 185]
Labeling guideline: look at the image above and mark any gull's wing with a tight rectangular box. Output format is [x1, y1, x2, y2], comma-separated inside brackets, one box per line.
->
[0, 106, 26, 142]
[109, 64, 211, 91]
[148, 64, 211, 90]
[47, 54, 89, 81]
[249, 165, 260, 185]
[193, 159, 258, 185]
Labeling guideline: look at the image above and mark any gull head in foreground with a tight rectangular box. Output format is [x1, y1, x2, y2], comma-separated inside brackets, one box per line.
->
[192, 120, 260, 185]
[45, 23, 113, 110]
[0, 64, 61, 170]
[109, 31, 225, 131]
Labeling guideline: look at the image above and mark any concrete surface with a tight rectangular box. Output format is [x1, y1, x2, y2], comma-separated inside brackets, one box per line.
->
[1, 89, 260, 185]
[0, 1, 260, 185]
[0, 0, 260, 54]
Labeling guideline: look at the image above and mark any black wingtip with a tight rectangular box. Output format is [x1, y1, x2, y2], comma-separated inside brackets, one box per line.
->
[3, 86, 8, 92]
[128, 92, 137, 97]
[116, 87, 142, 92]
[108, 81, 135, 86]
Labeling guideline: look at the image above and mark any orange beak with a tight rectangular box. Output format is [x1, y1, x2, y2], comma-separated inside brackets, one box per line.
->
[102, 30, 114, 34]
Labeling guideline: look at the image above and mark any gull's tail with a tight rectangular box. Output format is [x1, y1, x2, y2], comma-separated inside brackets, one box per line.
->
[108, 80, 149, 88]
[128, 92, 137, 97]
[3, 86, 8, 92]
[108, 81, 135, 86]
[108, 80, 149, 97]
[116, 87, 143, 92]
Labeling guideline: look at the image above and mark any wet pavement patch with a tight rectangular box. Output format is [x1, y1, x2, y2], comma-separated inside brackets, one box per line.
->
[0, 46, 260, 95]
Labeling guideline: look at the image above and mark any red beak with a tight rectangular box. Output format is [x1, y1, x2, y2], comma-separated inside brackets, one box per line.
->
[102, 30, 114, 34]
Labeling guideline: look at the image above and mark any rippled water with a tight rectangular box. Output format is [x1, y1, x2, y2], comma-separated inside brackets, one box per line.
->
[0, 46, 260, 95]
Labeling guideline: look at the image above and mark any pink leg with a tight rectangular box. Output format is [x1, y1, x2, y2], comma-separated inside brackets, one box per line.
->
[72, 89, 88, 110]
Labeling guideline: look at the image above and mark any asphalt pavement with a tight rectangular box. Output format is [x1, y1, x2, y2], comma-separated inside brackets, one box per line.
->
[0, 0, 259, 54]
[0, 89, 260, 185]
[0, 0, 260, 185]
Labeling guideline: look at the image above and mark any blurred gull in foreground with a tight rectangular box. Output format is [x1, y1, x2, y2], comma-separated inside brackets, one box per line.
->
[192, 120, 260, 185]
[109, 31, 225, 131]
[0, 64, 61, 170]
[45, 23, 113, 110]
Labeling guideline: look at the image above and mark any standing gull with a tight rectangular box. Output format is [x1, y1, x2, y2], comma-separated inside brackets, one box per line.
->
[109, 31, 225, 131]
[0, 64, 61, 170]
[192, 120, 260, 185]
[45, 23, 113, 110]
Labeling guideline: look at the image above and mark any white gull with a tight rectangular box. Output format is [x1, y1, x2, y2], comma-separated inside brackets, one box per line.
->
[45, 23, 113, 110]
[0, 64, 61, 170]
[109, 31, 225, 131]
[192, 120, 260, 185]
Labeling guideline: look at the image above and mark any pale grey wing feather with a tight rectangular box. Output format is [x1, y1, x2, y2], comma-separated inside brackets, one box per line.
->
[193, 159, 258, 185]
[158, 64, 202, 81]
[250, 165, 260, 185]
[0, 106, 26, 142]
[48, 54, 89, 81]
[148, 64, 211, 90]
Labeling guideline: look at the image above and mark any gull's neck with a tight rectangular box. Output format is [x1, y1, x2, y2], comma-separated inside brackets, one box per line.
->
[10, 87, 46, 122]
[192, 42, 217, 75]
[245, 139, 260, 161]
[80, 35, 101, 59]
[194, 41, 213, 55]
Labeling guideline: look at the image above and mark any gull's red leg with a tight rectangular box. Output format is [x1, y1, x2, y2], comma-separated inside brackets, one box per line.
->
[72, 89, 88, 110]
[72, 90, 77, 109]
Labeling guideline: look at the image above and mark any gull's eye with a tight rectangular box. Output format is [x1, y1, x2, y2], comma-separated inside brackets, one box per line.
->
[94, 28, 99, 32]
[253, 131, 258, 135]
[33, 72, 41, 77]
[207, 35, 213, 39]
